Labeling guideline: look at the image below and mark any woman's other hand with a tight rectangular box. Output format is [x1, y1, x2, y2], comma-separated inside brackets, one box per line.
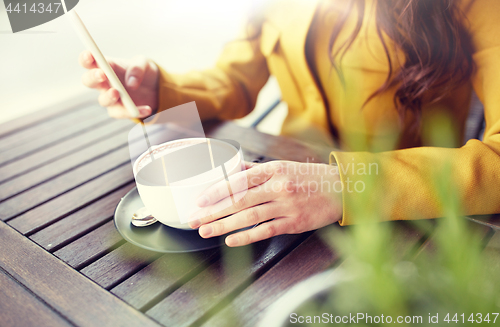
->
[189, 161, 343, 247]
[79, 50, 159, 119]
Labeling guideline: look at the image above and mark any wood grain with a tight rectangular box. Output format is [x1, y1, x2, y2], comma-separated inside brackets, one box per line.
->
[30, 183, 134, 251]
[145, 233, 309, 327]
[54, 220, 124, 269]
[0, 106, 111, 166]
[111, 250, 217, 310]
[0, 105, 102, 152]
[0, 127, 132, 202]
[204, 120, 331, 163]
[483, 231, 500, 271]
[202, 234, 337, 327]
[0, 118, 131, 184]
[0, 269, 73, 327]
[0, 147, 130, 221]
[415, 219, 493, 258]
[80, 242, 163, 290]
[0, 220, 160, 327]
[0, 111, 352, 327]
[8, 164, 133, 234]
[0, 93, 95, 139]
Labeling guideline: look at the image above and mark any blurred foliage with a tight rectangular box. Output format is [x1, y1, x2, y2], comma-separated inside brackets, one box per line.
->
[285, 112, 500, 326]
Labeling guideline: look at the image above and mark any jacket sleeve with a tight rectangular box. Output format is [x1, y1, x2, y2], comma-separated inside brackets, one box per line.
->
[155, 23, 270, 121]
[331, 0, 500, 225]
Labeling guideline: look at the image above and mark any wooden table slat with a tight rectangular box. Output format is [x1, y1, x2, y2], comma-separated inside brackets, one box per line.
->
[415, 219, 494, 258]
[0, 220, 161, 327]
[145, 233, 309, 327]
[483, 230, 500, 271]
[203, 121, 327, 163]
[0, 147, 129, 221]
[0, 94, 95, 139]
[111, 250, 217, 311]
[204, 220, 428, 327]
[0, 269, 73, 327]
[0, 104, 101, 152]
[0, 106, 110, 166]
[30, 183, 134, 251]
[485, 230, 500, 251]
[0, 118, 132, 184]
[202, 234, 337, 327]
[465, 214, 500, 231]
[80, 242, 163, 290]
[0, 127, 132, 202]
[54, 220, 124, 269]
[8, 164, 133, 234]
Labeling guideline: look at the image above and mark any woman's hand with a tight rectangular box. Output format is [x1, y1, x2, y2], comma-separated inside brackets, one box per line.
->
[189, 161, 343, 247]
[79, 50, 159, 119]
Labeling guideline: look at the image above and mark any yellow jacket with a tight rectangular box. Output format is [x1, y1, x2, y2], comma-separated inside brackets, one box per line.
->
[156, 0, 500, 225]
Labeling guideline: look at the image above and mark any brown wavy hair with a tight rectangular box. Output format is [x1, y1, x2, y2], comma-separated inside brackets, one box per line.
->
[329, 0, 475, 131]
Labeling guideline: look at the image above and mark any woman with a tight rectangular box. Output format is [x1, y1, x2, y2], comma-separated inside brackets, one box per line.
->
[79, 0, 500, 247]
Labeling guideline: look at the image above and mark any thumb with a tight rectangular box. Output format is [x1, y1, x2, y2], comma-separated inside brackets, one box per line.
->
[125, 56, 148, 90]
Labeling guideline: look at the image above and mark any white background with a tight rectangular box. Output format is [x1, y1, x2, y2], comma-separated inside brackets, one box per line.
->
[0, 0, 285, 133]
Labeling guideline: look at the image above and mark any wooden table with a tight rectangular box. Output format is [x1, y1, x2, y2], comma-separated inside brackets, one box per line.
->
[0, 96, 498, 327]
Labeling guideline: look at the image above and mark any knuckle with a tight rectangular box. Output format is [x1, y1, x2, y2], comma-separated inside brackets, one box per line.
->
[245, 209, 259, 225]
[271, 162, 284, 175]
[284, 180, 297, 193]
[201, 213, 215, 224]
[293, 215, 306, 231]
[240, 232, 251, 245]
[265, 224, 277, 238]
[235, 195, 247, 210]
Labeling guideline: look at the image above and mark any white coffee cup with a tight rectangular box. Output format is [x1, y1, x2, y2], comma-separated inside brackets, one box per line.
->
[133, 138, 244, 229]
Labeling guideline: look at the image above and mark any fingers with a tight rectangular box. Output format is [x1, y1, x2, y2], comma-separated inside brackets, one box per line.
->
[137, 106, 153, 118]
[197, 163, 273, 207]
[198, 202, 283, 238]
[189, 183, 278, 228]
[82, 68, 109, 90]
[98, 88, 120, 107]
[244, 161, 261, 169]
[125, 56, 149, 91]
[106, 104, 152, 119]
[80, 53, 125, 90]
[225, 218, 290, 247]
[78, 50, 97, 69]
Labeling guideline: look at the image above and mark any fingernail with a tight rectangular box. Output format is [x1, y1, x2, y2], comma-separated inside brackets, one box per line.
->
[226, 235, 239, 247]
[189, 219, 201, 229]
[127, 76, 138, 88]
[85, 52, 91, 61]
[199, 225, 213, 238]
[197, 195, 209, 207]
[94, 70, 104, 82]
[139, 108, 150, 117]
